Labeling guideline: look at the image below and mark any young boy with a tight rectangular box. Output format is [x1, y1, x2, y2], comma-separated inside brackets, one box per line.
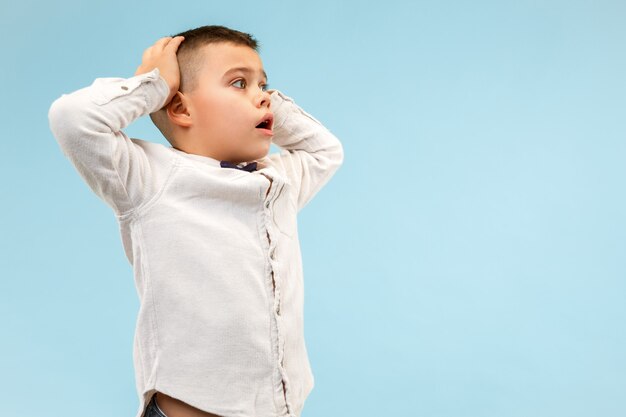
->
[48, 25, 343, 417]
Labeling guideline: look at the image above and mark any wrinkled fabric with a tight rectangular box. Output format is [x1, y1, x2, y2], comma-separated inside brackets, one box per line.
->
[48, 68, 343, 417]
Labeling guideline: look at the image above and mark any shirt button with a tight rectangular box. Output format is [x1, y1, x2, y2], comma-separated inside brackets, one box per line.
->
[121, 85, 129, 90]
[265, 201, 270, 208]
[270, 248, 276, 259]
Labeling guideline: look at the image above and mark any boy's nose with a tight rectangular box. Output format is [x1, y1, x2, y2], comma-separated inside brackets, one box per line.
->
[256, 90, 271, 108]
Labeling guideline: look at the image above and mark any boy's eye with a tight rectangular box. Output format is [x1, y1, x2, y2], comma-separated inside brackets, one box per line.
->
[232, 79, 269, 92]
[232, 79, 247, 89]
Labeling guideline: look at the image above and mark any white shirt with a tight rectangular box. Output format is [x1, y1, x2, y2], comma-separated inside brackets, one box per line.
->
[48, 68, 344, 417]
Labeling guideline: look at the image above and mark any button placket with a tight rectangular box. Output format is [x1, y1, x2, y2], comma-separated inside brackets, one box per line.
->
[260, 174, 292, 414]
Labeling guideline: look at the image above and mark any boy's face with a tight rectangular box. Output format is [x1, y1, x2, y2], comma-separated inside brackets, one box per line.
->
[180, 42, 273, 163]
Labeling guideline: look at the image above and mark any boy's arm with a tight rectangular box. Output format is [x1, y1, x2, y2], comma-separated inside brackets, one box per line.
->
[48, 37, 183, 215]
[266, 90, 344, 212]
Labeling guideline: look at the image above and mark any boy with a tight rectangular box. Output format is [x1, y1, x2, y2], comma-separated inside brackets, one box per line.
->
[48, 25, 343, 417]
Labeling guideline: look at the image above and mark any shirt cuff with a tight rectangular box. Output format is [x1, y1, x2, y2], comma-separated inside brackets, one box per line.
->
[89, 68, 170, 112]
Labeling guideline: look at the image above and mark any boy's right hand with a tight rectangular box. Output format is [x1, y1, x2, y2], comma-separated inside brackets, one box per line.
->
[135, 36, 185, 107]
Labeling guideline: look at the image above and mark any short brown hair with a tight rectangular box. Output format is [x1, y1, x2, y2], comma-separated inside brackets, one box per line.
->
[149, 25, 260, 144]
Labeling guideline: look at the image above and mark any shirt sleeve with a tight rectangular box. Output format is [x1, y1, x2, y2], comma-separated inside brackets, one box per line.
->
[48, 68, 171, 216]
[265, 90, 344, 212]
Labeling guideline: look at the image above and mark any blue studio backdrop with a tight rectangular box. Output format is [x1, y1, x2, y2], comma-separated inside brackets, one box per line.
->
[1, 1, 625, 416]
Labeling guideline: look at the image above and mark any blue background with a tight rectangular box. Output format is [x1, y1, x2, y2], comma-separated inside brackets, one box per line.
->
[2, 0, 625, 416]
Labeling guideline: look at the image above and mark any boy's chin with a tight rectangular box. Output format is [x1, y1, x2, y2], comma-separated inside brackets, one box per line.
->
[252, 146, 271, 161]
[236, 150, 269, 164]
[258, 148, 270, 158]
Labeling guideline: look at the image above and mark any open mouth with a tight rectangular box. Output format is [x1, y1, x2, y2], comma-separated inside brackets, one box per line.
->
[255, 114, 274, 131]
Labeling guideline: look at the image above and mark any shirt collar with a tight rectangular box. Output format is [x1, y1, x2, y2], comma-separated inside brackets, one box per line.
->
[168, 146, 275, 175]
[169, 146, 222, 168]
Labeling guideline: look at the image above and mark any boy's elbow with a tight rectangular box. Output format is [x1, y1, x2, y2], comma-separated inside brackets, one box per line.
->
[336, 140, 345, 167]
[48, 91, 100, 148]
[48, 94, 75, 142]
[328, 133, 344, 169]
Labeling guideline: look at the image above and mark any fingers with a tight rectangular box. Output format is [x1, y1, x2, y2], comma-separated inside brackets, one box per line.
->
[165, 36, 185, 52]
[144, 36, 185, 55]
[142, 38, 172, 58]
[155, 36, 184, 50]
[135, 36, 184, 78]
[163, 36, 185, 55]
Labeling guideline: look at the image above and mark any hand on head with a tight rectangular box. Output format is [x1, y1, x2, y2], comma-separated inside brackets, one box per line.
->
[135, 36, 185, 107]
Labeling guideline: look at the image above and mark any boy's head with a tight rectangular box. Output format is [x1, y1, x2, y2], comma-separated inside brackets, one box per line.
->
[150, 25, 273, 164]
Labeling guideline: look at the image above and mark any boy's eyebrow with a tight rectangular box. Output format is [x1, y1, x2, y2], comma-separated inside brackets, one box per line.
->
[222, 66, 268, 81]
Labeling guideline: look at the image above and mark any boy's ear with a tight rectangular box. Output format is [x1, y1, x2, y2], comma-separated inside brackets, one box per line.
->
[167, 91, 192, 127]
